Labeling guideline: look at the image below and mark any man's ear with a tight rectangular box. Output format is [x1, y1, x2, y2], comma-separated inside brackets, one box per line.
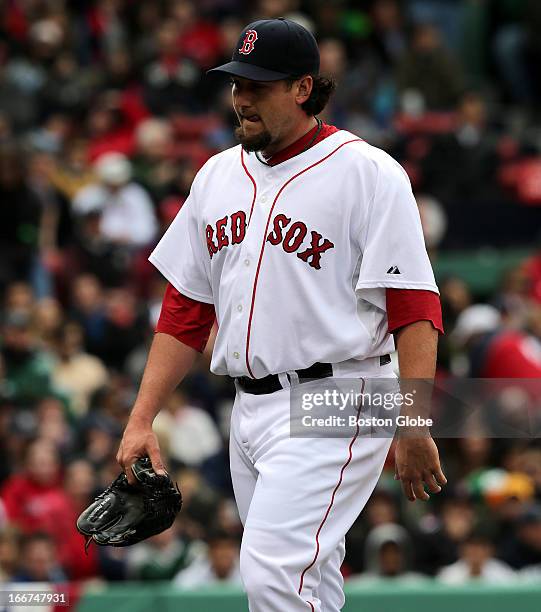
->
[295, 75, 313, 105]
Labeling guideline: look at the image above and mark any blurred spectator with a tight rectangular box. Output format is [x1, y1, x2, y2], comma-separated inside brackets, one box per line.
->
[52, 321, 108, 416]
[153, 387, 223, 469]
[73, 153, 158, 248]
[49, 139, 96, 202]
[415, 495, 476, 576]
[85, 92, 138, 162]
[396, 23, 464, 111]
[142, 18, 201, 115]
[437, 533, 515, 584]
[100, 288, 149, 370]
[95, 543, 130, 582]
[351, 524, 424, 582]
[33, 298, 64, 351]
[3, 282, 35, 319]
[0, 145, 42, 292]
[318, 37, 383, 132]
[132, 117, 176, 201]
[127, 521, 204, 580]
[500, 504, 541, 571]
[62, 460, 99, 579]
[454, 438, 493, 480]
[175, 467, 221, 541]
[35, 396, 73, 453]
[173, 529, 241, 588]
[493, 265, 532, 330]
[439, 277, 472, 328]
[1, 311, 56, 404]
[172, 0, 223, 71]
[452, 304, 541, 377]
[70, 275, 108, 357]
[81, 415, 122, 471]
[40, 53, 97, 119]
[423, 93, 498, 200]
[345, 487, 400, 574]
[69, 212, 127, 288]
[12, 531, 67, 583]
[369, 0, 407, 67]
[0, 439, 71, 533]
[491, 0, 541, 106]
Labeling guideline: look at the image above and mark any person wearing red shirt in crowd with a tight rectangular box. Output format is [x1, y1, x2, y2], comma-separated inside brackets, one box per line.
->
[453, 304, 541, 378]
[0, 439, 98, 579]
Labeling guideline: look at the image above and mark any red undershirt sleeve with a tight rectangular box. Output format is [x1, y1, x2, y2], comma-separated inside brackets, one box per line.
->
[156, 283, 216, 352]
[386, 288, 444, 334]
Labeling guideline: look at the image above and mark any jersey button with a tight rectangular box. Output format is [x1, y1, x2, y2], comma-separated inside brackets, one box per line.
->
[244, 259, 250, 266]
[233, 351, 240, 359]
[260, 195, 267, 203]
[237, 305, 243, 312]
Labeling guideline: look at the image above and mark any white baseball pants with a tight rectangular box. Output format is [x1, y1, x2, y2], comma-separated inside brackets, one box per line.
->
[230, 359, 395, 611]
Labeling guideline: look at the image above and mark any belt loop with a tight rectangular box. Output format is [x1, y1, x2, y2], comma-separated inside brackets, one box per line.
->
[287, 370, 299, 388]
[278, 372, 291, 389]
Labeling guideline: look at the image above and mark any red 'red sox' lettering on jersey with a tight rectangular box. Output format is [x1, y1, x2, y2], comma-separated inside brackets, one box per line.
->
[206, 211, 334, 269]
[206, 211, 247, 257]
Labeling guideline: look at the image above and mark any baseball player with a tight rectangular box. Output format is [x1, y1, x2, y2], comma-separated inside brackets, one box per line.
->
[117, 18, 447, 612]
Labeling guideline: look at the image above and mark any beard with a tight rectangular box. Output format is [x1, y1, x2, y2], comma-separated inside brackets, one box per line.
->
[234, 125, 273, 152]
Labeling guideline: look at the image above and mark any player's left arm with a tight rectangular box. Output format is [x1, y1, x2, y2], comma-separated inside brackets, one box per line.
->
[354, 150, 447, 500]
[393, 320, 447, 502]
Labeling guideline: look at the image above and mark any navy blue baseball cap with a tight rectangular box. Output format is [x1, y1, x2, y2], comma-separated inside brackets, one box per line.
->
[207, 18, 320, 82]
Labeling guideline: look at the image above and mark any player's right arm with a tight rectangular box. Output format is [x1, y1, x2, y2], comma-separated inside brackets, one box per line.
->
[118, 165, 215, 483]
[118, 283, 215, 484]
[116, 333, 197, 484]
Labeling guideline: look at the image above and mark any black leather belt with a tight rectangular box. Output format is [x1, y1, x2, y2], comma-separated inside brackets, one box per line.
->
[236, 355, 391, 395]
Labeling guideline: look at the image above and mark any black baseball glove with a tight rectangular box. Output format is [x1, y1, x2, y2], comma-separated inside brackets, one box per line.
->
[76, 457, 182, 549]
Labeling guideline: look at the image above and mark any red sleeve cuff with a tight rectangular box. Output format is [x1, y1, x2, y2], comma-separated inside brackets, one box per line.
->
[156, 283, 216, 352]
[386, 288, 444, 334]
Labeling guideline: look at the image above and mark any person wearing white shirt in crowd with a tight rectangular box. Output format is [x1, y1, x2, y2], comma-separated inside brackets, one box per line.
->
[174, 529, 242, 589]
[437, 533, 515, 584]
[73, 152, 158, 247]
[152, 388, 223, 467]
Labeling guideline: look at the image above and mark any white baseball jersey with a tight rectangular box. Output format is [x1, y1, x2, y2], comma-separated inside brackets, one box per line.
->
[149, 129, 438, 379]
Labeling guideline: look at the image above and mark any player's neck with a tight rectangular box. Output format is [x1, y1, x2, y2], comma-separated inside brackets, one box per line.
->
[261, 116, 318, 158]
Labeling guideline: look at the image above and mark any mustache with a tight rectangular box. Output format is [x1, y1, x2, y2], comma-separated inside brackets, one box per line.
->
[236, 110, 260, 119]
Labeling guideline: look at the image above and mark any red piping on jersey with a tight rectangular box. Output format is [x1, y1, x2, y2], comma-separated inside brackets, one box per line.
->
[244, 138, 363, 378]
[297, 378, 366, 605]
[241, 148, 257, 225]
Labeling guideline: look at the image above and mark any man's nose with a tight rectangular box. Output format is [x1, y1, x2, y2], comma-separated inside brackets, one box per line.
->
[233, 87, 253, 108]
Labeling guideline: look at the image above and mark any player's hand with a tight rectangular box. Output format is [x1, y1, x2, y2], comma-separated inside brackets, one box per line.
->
[394, 436, 447, 502]
[116, 415, 166, 485]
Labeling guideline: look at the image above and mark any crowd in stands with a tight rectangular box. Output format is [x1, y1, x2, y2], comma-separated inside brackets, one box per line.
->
[2, 0, 541, 588]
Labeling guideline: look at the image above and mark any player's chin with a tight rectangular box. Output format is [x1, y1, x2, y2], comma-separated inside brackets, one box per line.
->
[234, 125, 272, 152]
